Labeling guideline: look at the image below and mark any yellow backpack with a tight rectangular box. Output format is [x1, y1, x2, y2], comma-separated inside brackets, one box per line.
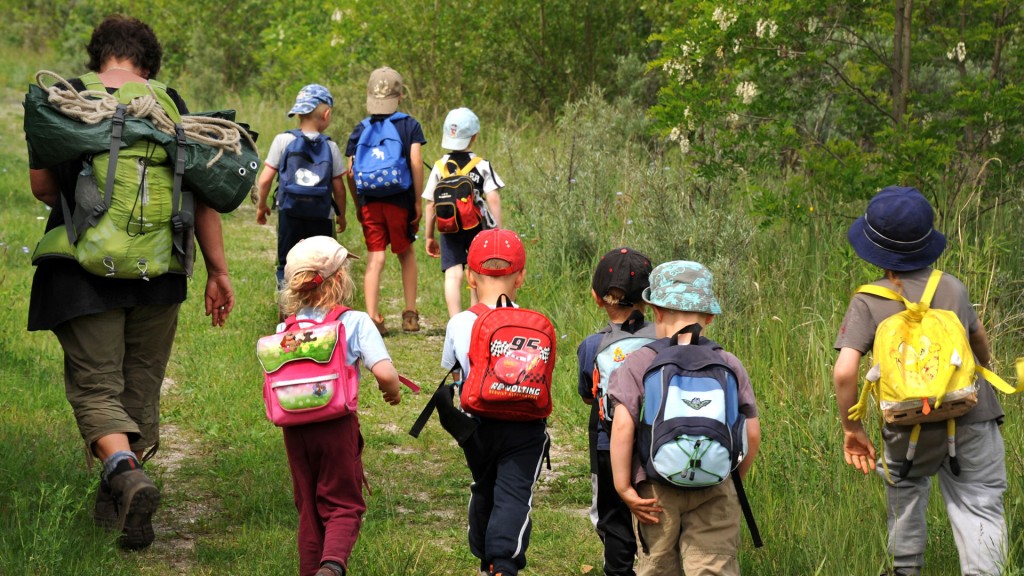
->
[848, 269, 1017, 478]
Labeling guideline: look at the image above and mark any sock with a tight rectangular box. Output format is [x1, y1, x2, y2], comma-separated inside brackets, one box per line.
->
[101, 450, 140, 483]
[321, 561, 345, 576]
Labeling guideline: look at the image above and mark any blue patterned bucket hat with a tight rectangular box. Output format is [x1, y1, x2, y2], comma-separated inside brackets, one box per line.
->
[288, 84, 334, 117]
[642, 261, 722, 314]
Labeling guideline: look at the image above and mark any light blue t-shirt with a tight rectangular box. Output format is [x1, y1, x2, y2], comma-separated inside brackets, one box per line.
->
[277, 306, 391, 371]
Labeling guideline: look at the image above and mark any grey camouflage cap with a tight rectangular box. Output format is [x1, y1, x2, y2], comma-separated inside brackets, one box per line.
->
[642, 260, 722, 314]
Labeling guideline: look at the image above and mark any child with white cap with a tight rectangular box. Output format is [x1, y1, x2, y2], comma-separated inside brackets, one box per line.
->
[422, 107, 506, 317]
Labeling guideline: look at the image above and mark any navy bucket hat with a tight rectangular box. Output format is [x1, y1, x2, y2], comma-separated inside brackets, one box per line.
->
[847, 186, 946, 271]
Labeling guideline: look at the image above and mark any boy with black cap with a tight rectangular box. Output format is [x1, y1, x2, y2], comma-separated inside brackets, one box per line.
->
[577, 247, 655, 576]
[439, 228, 551, 576]
[833, 186, 1006, 576]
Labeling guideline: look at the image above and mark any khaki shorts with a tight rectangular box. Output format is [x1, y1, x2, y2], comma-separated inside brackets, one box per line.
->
[53, 305, 180, 455]
[634, 480, 741, 576]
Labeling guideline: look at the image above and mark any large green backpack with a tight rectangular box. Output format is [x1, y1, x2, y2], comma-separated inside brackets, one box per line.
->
[32, 72, 193, 279]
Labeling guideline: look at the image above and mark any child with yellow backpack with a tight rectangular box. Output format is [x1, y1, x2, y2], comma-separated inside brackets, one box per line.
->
[833, 186, 1017, 576]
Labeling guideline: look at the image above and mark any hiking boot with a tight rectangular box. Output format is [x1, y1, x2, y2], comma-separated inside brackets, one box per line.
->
[93, 480, 119, 531]
[372, 314, 389, 337]
[109, 468, 160, 550]
[402, 309, 420, 332]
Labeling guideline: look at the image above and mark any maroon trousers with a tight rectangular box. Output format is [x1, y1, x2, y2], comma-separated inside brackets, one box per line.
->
[283, 415, 366, 576]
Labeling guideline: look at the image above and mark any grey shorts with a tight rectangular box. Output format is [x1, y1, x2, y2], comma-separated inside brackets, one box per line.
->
[53, 304, 180, 454]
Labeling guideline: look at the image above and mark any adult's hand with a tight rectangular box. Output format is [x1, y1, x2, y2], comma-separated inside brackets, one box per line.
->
[205, 273, 234, 327]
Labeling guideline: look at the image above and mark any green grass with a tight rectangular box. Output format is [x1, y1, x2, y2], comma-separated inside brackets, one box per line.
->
[2, 44, 1024, 575]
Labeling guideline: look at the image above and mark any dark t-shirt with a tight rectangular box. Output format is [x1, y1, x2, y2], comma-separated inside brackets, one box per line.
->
[345, 113, 426, 212]
[27, 78, 191, 331]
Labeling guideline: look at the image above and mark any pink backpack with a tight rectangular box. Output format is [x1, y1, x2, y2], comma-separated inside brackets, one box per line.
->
[256, 306, 359, 426]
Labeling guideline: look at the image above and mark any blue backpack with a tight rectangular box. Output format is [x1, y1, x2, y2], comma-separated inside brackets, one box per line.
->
[639, 323, 762, 546]
[353, 112, 412, 197]
[278, 130, 334, 219]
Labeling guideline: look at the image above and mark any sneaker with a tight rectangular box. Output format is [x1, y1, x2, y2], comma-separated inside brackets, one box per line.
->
[93, 480, 119, 531]
[109, 469, 160, 550]
[372, 314, 389, 336]
[402, 309, 420, 332]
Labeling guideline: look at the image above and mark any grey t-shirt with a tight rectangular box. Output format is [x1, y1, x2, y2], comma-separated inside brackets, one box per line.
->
[607, 343, 759, 485]
[833, 267, 1002, 425]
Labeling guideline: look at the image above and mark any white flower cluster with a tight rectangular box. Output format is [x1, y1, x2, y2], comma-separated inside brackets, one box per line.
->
[713, 7, 738, 31]
[736, 81, 758, 104]
[807, 17, 820, 34]
[947, 41, 967, 63]
[662, 59, 693, 83]
[332, 9, 343, 22]
[669, 126, 691, 155]
[756, 19, 778, 39]
[726, 112, 741, 126]
[984, 112, 1003, 145]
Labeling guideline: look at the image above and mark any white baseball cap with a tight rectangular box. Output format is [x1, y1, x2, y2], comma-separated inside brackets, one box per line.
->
[440, 107, 480, 150]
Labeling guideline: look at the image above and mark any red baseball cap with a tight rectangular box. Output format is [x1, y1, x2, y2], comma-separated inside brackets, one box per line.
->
[467, 229, 526, 276]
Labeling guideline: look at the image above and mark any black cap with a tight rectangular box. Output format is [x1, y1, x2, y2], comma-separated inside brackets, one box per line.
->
[592, 247, 653, 307]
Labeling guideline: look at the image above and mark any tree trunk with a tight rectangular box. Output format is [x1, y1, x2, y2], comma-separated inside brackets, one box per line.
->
[892, 0, 913, 125]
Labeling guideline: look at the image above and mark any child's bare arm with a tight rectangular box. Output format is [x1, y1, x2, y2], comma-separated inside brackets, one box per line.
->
[346, 156, 361, 223]
[369, 359, 402, 405]
[410, 143, 424, 225]
[609, 407, 662, 524]
[424, 200, 440, 257]
[485, 189, 502, 229]
[332, 175, 346, 233]
[739, 417, 760, 478]
[834, 347, 876, 474]
[254, 165, 277, 225]
[969, 320, 992, 367]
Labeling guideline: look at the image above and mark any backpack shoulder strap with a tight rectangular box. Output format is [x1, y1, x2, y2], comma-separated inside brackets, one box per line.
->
[324, 305, 351, 323]
[456, 156, 483, 177]
[731, 469, 763, 548]
[389, 112, 409, 122]
[468, 303, 490, 317]
[855, 283, 910, 307]
[79, 72, 104, 91]
[919, 269, 943, 307]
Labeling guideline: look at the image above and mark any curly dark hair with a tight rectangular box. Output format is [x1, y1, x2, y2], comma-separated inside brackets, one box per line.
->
[85, 15, 163, 79]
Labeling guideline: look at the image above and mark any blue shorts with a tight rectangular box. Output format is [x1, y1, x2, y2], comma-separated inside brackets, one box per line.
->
[439, 227, 483, 272]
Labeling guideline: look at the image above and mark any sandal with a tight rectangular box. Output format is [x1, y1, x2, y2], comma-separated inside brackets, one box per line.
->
[372, 315, 389, 336]
[402, 309, 420, 332]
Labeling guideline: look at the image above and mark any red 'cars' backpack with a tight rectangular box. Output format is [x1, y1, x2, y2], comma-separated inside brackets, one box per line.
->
[459, 295, 557, 421]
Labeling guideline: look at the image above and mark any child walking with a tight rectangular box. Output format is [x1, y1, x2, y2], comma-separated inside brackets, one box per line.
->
[255, 84, 347, 288]
[422, 107, 505, 316]
[833, 186, 1007, 576]
[608, 261, 761, 576]
[276, 236, 403, 576]
[440, 229, 551, 576]
[345, 67, 426, 335]
[576, 247, 654, 576]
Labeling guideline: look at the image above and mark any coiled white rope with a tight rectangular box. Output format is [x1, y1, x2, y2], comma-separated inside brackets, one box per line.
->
[35, 70, 257, 168]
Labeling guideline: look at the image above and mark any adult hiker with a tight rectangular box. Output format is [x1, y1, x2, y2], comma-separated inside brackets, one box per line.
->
[26, 14, 234, 550]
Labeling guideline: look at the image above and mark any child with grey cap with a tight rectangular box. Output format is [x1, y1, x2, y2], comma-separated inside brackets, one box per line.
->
[255, 84, 348, 295]
[833, 186, 1006, 576]
[577, 247, 655, 576]
[275, 236, 405, 576]
[607, 261, 761, 576]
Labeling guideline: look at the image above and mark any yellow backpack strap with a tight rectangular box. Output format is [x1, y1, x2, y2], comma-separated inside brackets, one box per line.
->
[919, 269, 943, 308]
[456, 156, 482, 177]
[1017, 357, 1024, 388]
[854, 283, 911, 306]
[435, 158, 451, 178]
[977, 365, 1018, 394]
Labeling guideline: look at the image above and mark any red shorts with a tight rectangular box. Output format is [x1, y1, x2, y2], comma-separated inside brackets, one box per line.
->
[359, 201, 414, 254]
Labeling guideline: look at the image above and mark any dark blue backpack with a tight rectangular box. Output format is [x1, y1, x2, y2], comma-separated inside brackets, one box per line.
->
[353, 112, 412, 197]
[278, 129, 334, 219]
[639, 323, 762, 546]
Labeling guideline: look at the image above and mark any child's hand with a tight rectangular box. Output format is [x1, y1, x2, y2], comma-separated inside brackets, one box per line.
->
[426, 238, 440, 258]
[842, 429, 877, 474]
[381, 387, 401, 405]
[335, 215, 346, 233]
[620, 486, 663, 525]
[256, 204, 270, 225]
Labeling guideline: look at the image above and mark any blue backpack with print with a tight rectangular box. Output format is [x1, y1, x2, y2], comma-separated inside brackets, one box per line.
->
[639, 323, 763, 547]
[353, 112, 412, 197]
[278, 129, 334, 219]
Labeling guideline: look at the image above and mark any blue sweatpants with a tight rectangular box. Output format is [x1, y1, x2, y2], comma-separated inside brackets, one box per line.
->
[461, 418, 549, 576]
